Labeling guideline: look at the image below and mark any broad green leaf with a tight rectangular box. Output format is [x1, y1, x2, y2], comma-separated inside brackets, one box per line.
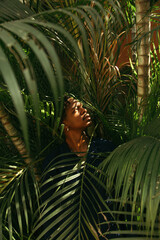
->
[0, 46, 28, 150]
[100, 136, 160, 234]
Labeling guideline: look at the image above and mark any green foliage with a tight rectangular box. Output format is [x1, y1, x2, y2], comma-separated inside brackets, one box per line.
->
[0, 0, 127, 239]
[33, 155, 114, 239]
[100, 136, 160, 236]
[1, 0, 160, 239]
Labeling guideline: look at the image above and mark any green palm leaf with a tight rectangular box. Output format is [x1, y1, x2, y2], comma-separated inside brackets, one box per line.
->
[100, 136, 160, 237]
[0, 0, 33, 23]
[31, 155, 114, 240]
[0, 1, 149, 239]
[0, 158, 40, 239]
[1, 1, 113, 148]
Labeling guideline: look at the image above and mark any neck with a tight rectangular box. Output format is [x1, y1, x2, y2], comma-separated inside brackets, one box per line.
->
[65, 129, 89, 156]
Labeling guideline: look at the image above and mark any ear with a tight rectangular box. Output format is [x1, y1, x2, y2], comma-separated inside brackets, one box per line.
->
[63, 117, 70, 125]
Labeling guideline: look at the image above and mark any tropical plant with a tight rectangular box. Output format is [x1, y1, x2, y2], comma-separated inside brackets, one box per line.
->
[98, 11, 160, 240]
[1, 0, 160, 239]
[0, 0, 129, 239]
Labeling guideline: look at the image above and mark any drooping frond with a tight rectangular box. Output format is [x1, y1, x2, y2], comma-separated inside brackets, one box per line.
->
[100, 135, 160, 237]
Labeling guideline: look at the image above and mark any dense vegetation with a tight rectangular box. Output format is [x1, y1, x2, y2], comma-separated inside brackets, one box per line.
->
[1, 0, 160, 239]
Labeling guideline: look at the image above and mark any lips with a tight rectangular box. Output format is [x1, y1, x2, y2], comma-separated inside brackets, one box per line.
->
[83, 113, 91, 121]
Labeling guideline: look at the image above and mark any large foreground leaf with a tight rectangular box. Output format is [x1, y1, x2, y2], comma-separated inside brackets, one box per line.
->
[32, 154, 115, 240]
[100, 136, 160, 237]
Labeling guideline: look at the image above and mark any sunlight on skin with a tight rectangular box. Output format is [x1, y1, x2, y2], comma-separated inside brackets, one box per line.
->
[62, 98, 92, 156]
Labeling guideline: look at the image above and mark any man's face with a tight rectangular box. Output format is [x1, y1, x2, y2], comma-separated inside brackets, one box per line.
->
[63, 98, 92, 130]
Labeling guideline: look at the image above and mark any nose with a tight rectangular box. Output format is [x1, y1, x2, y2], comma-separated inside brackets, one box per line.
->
[80, 107, 87, 115]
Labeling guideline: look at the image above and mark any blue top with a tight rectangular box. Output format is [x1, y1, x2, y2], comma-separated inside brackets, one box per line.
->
[43, 138, 115, 169]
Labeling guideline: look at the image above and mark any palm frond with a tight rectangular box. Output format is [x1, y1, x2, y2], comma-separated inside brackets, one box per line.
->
[0, 0, 128, 149]
[1, 1, 116, 148]
[0, 157, 40, 239]
[99, 136, 160, 236]
[0, 0, 33, 23]
[31, 155, 115, 240]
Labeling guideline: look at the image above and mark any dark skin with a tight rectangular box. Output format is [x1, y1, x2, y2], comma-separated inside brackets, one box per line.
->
[62, 98, 92, 156]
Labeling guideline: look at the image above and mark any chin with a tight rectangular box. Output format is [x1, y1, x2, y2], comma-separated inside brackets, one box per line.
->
[86, 121, 92, 127]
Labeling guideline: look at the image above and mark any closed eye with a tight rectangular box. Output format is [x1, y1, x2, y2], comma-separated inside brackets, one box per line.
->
[72, 102, 83, 113]
[72, 106, 78, 113]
